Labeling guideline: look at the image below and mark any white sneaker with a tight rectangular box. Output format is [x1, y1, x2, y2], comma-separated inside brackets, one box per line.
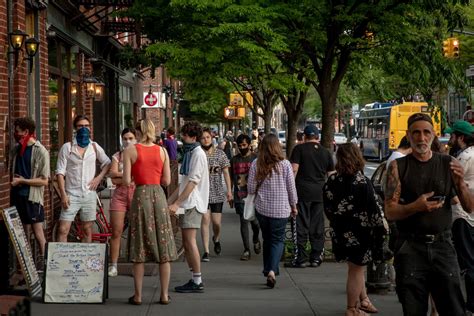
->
[108, 265, 118, 277]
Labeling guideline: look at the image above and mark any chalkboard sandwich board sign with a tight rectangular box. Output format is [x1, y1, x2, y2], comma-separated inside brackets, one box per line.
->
[1, 206, 42, 298]
[43, 242, 108, 303]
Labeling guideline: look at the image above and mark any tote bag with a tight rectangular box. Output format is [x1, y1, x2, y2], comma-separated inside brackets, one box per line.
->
[243, 193, 256, 221]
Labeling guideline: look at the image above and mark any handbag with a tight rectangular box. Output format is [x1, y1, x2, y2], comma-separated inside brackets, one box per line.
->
[243, 193, 256, 221]
[243, 181, 261, 221]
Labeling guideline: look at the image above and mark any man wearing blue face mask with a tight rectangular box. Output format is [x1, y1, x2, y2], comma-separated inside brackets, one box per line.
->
[55, 115, 111, 243]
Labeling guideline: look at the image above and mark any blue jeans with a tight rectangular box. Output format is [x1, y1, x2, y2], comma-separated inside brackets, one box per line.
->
[256, 212, 288, 276]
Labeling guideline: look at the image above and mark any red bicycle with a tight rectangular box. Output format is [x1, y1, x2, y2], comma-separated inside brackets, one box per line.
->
[52, 192, 128, 243]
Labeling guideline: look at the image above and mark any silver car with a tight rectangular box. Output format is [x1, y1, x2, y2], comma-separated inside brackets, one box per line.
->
[334, 133, 347, 145]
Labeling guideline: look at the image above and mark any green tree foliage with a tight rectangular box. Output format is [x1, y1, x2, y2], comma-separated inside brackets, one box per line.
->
[121, 0, 470, 153]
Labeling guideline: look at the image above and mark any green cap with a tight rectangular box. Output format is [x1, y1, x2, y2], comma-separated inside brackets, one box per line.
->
[445, 120, 474, 136]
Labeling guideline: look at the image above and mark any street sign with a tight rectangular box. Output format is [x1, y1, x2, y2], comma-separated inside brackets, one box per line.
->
[142, 92, 165, 109]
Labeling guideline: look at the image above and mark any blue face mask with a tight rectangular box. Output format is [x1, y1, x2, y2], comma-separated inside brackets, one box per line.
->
[76, 127, 91, 148]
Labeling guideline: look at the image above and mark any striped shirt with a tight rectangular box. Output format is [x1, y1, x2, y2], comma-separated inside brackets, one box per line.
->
[248, 159, 298, 218]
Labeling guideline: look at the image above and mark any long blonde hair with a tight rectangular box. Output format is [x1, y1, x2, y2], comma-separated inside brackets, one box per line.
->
[138, 119, 155, 143]
[256, 134, 284, 182]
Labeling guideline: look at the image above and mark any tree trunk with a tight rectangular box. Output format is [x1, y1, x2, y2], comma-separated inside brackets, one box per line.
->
[263, 105, 272, 135]
[320, 88, 338, 152]
[286, 111, 299, 157]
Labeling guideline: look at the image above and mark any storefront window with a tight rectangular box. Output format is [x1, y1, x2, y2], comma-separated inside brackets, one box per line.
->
[119, 85, 133, 132]
[48, 77, 59, 173]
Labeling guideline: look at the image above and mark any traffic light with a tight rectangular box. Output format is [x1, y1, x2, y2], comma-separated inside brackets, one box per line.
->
[224, 106, 245, 119]
[224, 106, 236, 118]
[442, 37, 460, 58]
[442, 39, 450, 57]
[451, 37, 459, 58]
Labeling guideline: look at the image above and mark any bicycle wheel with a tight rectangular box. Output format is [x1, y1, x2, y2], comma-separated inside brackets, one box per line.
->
[52, 219, 81, 242]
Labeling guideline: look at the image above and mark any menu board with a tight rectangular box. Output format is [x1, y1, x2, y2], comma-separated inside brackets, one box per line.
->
[44, 242, 108, 303]
[1, 206, 42, 297]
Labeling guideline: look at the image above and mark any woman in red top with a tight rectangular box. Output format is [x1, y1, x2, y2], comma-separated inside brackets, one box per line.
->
[123, 119, 177, 305]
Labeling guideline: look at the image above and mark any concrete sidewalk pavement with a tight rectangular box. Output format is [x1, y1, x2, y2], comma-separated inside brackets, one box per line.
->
[30, 204, 402, 316]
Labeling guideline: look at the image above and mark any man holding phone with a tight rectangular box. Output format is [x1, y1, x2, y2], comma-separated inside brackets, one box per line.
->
[385, 113, 474, 316]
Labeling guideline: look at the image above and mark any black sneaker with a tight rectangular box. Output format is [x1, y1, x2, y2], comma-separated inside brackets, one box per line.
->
[310, 259, 322, 267]
[284, 261, 308, 268]
[201, 252, 210, 262]
[175, 280, 204, 293]
[213, 238, 222, 255]
[253, 241, 261, 254]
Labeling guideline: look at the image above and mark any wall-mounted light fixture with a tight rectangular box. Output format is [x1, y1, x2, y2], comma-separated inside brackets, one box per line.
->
[83, 75, 105, 100]
[24, 37, 40, 73]
[8, 30, 40, 71]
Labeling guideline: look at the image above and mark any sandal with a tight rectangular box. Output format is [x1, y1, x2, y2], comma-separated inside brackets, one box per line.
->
[128, 295, 142, 305]
[346, 306, 368, 316]
[360, 297, 378, 314]
[159, 295, 171, 305]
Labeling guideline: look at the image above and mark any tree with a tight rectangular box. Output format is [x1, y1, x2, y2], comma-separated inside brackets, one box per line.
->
[122, 0, 469, 154]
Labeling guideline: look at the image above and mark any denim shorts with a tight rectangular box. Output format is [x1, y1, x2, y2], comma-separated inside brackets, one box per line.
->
[60, 191, 97, 222]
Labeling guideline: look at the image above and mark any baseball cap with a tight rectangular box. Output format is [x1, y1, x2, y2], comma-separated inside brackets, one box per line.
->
[304, 125, 319, 137]
[445, 120, 474, 136]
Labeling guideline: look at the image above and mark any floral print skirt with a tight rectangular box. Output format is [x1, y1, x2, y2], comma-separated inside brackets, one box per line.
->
[129, 185, 177, 263]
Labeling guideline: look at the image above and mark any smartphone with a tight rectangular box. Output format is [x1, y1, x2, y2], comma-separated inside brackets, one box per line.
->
[229, 200, 234, 208]
[427, 195, 445, 203]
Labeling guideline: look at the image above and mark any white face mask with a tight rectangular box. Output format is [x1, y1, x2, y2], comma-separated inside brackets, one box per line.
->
[122, 139, 137, 149]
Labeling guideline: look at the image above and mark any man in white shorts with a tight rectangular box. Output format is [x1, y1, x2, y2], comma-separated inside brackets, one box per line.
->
[56, 115, 111, 242]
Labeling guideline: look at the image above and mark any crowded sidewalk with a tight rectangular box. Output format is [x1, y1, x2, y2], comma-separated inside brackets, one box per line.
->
[30, 203, 402, 316]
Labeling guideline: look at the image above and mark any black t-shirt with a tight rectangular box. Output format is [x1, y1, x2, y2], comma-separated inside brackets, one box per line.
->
[13, 145, 33, 197]
[230, 153, 257, 203]
[290, 142, 335, 202]
[397, 152, 456, 234]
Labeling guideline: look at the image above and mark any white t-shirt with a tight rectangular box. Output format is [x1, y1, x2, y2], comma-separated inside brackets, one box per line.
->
[178, 146, 209, 213]
[452, 146, 474, 227]
[386, 151, 406, 167]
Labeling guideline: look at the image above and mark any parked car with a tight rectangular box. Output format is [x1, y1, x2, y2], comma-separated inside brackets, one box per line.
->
[278, 131, 286, 148]
[334, 132, 348, 145]
[370, 162, 388, 200]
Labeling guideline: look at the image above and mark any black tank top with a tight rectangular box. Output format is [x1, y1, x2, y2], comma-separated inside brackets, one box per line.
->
[396, 152, 456, 234]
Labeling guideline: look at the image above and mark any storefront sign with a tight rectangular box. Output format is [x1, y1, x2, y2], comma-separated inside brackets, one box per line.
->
[1, 207, 42, 298]
[142, 92, 165, 109]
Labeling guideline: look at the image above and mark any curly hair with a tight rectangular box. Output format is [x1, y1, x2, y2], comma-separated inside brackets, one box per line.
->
[14, 117, 35, 133]
[335, 143, 365, 175]
[256, 134, 284, 182]
[181, 121, 203, 140]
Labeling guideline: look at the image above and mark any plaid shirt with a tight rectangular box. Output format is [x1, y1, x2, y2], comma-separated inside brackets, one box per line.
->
[248, 159, 297, 218]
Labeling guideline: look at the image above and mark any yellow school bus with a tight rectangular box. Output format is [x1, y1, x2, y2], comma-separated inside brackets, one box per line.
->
[358, 102, 441, 161]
